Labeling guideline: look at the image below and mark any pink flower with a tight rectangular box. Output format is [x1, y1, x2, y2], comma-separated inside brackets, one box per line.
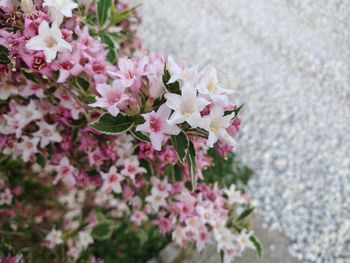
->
[120, 157, 146, 182]
[130, 210, 147, 226]
[52, 156, 76, 185]
[21, 82, 45, 98]
[136, 104, 181, 151]
[138, 142, 154, 159]
[52, 48, 84, 83]
[100, 166, 124, 193]
[89, 80, 130, 117]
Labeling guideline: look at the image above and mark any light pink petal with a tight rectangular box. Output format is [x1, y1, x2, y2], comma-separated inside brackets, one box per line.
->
[150, 132, 164, 151]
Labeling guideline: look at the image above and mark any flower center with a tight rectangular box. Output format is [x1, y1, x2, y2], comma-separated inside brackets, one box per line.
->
[42, 128, 52, 137]
[207, 80, 216, 92]
[180, 101, 194, 116]
[45, 36, 58, 48]
[149, 116, 161, 132]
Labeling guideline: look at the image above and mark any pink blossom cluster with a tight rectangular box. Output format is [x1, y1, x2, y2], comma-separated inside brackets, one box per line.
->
[0, 0, 258, 262]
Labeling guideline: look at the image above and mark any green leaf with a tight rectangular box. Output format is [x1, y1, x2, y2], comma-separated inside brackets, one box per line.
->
[0, 45, 10, 64]
[106, 49, 117, 64]
[170, 131, 189, 164]
[92, 222, 113, 240]
[110, 6, 139, 25]
[99, 32, 117, 63]
[224, 104, 244, 117]
[188, 141, 197, 190]
[130, 128, 150, 142]
[108, 32, 127, 43]
[97, 0, 112, 25]
[90, 113, 134, 135]
[139, 159, 154, 177]
[237, 207, 254, 221]
[73, 76, 90, 92]
[86, 96, 96, 104]
[162, 67, 181, 94]
[250, 235, 263, 258]
[22, 70, 37, 83]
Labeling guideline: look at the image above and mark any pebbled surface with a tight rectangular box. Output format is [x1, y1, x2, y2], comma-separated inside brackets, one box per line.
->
[137, 1, 350, 262]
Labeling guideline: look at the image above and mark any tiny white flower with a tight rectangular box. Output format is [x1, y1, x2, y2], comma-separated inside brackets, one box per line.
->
[26, 20, 72, 63]
[224, 185, 246, 206]
[202, 106, 235, 147]
[33, 121, 62, 147]
[166, 56, 200, 85]
[77, 230, 93, 250]
[0, 188, 13, 205]
[237, 230, 255, 251]
[45, 228, 63, 246]
[165, 83, 209, 128]
[43, 0, 78, 25]
[145, 191, 168, 212]
[197, 66, 232, 105]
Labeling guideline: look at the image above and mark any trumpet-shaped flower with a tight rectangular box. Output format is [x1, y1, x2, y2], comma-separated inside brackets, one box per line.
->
[89, 80, 129, 117]
[26, 20, 72, 63]
[136, 104, 181, 151]
[166, 56, 200, 85]
[43, 0, 78, 25]
[165, 84, 209, 128]
[202, 107, 235, 147]
[101, 166, 124, 193]
[197, 66, 232, 104]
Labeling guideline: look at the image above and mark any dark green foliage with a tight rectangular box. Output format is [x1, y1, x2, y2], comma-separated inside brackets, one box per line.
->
[203, 148, 253, 187]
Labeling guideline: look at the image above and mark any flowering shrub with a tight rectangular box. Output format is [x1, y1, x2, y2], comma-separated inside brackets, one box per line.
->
[0, 0, 261, 262]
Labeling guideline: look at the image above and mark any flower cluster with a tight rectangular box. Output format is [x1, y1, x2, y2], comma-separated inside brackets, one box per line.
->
[0, 0, 260, 262]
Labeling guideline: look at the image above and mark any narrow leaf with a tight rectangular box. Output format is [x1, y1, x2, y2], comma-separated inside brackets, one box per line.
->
[224, 104, 244, 117]
[170, 131, 189, 164]
[250, 235, 263, 258]
[0, 45, 9, 64]
[237, 207, 254, 221]
[97, 0, 112, 25]
[188, 141, 197, 190]
[90, 113, 134, 135]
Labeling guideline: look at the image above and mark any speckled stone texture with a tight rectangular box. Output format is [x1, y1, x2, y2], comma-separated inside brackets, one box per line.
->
[137, 1, 350, 262]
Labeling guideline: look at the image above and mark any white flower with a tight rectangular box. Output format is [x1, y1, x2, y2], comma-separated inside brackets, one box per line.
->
[197, 66, 232, 104]
[43, 0, 78, 25]
[33, 121, 62, 147]
[202, 106, 235, 147]
[237, 230, 255, 251]
[0, 188, 13, 205]
[45, 228, 63, 246]
[15, 100, 43, 124]
[224, 185, 245, 206]
[165, 83, 209, 128]
[166, 56, 200, 85]
[26, 20, 72, 63]
[77, 230, 94, 250]
[145, 191, 168, 212]
[17, 136, 40, 162]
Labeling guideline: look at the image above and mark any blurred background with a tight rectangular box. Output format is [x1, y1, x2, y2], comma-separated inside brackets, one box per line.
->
[137, 1, 350, 262]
